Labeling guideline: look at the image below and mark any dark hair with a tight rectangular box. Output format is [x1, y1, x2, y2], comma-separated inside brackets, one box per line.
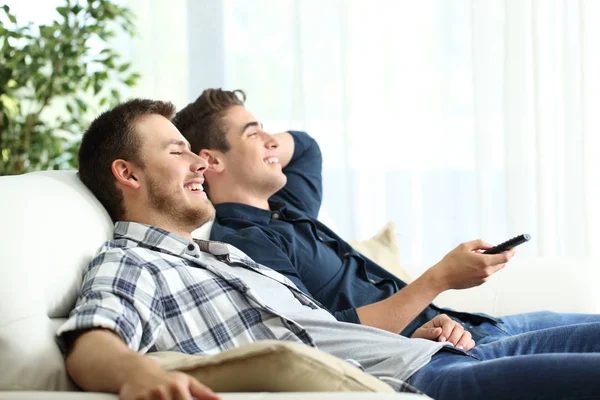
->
[173, 88, 246, 154]
[78, 99, 176, 221]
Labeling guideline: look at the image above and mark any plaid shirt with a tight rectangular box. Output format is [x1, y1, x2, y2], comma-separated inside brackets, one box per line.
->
[57, 221, 422, 394]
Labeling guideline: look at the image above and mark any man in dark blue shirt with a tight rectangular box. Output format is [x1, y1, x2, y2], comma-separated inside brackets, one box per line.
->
[174, 88, 600, 348]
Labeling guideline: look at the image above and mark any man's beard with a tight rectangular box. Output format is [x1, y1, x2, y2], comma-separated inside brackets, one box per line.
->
[147, 176, 215, 230]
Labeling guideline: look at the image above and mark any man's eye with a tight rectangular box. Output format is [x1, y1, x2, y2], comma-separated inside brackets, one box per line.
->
[170, 152, 182, 155]
[249, 132, 257, 137]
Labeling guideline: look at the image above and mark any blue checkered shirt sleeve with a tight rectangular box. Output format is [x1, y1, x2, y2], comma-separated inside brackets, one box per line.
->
[58, 246, 164, 352]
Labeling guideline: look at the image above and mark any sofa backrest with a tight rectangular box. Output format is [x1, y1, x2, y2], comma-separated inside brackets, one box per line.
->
[0, 170, 113, 390]
[0, 170, 216, 390]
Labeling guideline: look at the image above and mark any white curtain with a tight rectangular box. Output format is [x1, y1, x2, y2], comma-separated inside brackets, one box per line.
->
[13, 0, 599, 265]
[125, 0, 190, 108]
[10, 0, 598, 265]
[208, 0, 600, 266]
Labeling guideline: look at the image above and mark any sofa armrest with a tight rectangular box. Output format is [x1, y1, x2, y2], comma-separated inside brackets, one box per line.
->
[409, 257, 600, 317]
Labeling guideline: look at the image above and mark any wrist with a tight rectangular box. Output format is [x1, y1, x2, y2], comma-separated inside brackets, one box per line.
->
[120, 352, 162, 387]
[420, 265, 449, 293]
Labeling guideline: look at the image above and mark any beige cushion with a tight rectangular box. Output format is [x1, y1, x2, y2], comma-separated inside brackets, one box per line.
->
[149, 341, 394, 393]
[348, 223, 412, 283]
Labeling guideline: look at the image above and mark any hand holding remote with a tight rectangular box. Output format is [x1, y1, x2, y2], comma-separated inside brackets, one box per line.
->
[428, 239, 516, 291]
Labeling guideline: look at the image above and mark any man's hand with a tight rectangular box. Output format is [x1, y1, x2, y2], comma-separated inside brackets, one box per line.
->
[120, 369, 219, 400]
[411, 314, 475, 351]
[65, 330, 219, 400]
[426, 239, 516, 291]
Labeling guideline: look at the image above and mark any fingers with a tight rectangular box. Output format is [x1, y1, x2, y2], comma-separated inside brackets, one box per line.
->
[486, 247, 516, 264]
[438, 315, 456, 343]
[433, 314, 476, 350]
[170, 383, 191, 400]
[455, 330, 474, 350]
[441, 316, 465, 346]
[411, 327, 443, 340]
[138, 374, 218, 400]
[446, 323, 465, 346]
[189, 378, 220, 400]
[145, 379, 189, 400]
[417, 315, 477, 351]
[148, 386, 170, 400]
[464, 239, 494, 251]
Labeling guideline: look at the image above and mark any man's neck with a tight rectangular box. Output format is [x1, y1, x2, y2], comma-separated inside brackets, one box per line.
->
[210, 187, 271, 211]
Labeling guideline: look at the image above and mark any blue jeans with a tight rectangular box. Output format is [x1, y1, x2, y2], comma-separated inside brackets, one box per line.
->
[408, 312, 600, 399]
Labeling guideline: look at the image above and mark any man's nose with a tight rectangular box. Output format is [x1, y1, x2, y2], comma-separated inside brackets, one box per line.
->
[263, 132, 279, 149]
[191, 155, 209, 173]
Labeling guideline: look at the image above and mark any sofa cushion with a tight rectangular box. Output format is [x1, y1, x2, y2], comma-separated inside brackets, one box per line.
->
[347, 222, 412, 283]
[149, 341, 395, 392]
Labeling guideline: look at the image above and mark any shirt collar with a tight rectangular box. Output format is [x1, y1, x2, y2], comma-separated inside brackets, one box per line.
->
[114, 221, 196, 257]
[214, 200, 288, 224]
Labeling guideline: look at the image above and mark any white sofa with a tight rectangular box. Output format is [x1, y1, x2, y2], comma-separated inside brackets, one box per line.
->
[1, 170, 598, 399]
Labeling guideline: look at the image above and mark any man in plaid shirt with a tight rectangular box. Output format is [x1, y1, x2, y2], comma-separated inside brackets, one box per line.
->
[59, 99, 600, 400]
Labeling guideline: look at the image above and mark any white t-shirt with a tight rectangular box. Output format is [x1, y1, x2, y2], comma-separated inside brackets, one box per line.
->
[201, 260, 447, 382]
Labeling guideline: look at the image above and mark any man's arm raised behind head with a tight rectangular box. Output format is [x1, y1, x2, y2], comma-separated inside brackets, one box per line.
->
[66, 329, 219, 400]
[272, 131, 323, 218]
[272, 132, 294, 169]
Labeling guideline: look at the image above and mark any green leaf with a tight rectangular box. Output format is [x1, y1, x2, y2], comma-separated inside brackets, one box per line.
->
[75, 98, 87, 112]
[117, 62, 130, 72]
[110, 88, 120, 102]
[56, 6, 69, 17]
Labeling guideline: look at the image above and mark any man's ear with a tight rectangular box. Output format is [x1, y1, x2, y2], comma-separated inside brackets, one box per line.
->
[111, 159, 141, 189]
[199, 149, 225, 173]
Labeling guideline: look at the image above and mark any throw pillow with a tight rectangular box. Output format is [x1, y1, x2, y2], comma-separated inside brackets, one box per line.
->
[347, 222, 413, 283]
[148, 341, 395, 392]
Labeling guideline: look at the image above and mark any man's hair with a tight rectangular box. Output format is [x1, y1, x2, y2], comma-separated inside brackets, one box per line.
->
[78, 99, 176, 222]
[174, 88, 246, 154]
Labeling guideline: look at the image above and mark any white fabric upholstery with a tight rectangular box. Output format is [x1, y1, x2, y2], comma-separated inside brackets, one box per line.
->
[0, 171, 113, 390]
[405, 257, 600, 316]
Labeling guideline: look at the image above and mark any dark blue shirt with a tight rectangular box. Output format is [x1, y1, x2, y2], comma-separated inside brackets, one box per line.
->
[211, 130, 499, 337]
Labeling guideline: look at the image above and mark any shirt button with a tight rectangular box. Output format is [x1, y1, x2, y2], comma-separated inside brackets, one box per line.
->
[369, 279, 377, 284]
[187, 244, 195, 251]
[343, 252, 350, 257]
[272, 213, 279, 219]
[318, 236, 324, 241]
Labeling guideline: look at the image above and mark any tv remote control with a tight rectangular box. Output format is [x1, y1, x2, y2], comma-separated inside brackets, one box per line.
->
[483, 234, 531, 254]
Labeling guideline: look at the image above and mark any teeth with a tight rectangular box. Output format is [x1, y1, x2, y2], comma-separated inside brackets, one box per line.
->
[265, 157, 279, 164]
[184, 183, 203, 191]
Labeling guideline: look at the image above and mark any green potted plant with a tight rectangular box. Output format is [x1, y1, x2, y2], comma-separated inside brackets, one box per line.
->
[0, 0, 140, 175]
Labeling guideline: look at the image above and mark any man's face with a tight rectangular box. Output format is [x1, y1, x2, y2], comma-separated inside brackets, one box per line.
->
[134, 114, 215, 228]
[218, 105, 287, 196]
